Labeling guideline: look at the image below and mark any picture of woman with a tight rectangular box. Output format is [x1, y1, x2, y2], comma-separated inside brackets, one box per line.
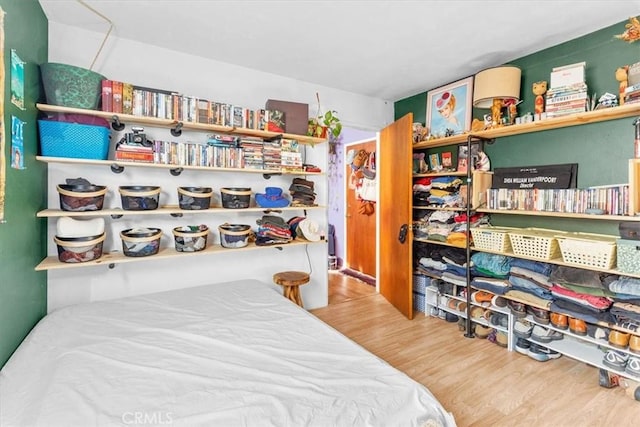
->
[426, 76, 473, 138]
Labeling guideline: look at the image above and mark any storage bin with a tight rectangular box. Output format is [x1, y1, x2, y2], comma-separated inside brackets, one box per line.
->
[619, 222, 640, 241]
[57, 184, 107, 211]
[172, 225, 208, 252]
[470, 226, 515, 253]
[220, 187, 251, 209]
[218, 224, 252, 248]
[508, 228, 564, 261]
[120, 228, 162, 257]
[616, 239, 640, 274]
[54, 233, 105, 263]
[178, 187, 213, 210]
[556, 232, 617, 269]
[119, 186, 161, 210]
[38, 120, 110, 160]
[40, 62, 105, 109]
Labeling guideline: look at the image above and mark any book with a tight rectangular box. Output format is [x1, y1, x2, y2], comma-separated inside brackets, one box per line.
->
[112, 80, 123, 114]
[115, 149, 154, 163]
[122, 83, 133, 115]
[101, 80, 112, 112]
[441, 151, 452, 168]
[267, 109, 285, 133]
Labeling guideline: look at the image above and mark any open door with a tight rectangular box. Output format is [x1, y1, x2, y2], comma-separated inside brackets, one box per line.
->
[378, 113, 413, 319]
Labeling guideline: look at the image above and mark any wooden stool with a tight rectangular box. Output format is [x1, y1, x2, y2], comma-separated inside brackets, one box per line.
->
[273, 271, 310, 308]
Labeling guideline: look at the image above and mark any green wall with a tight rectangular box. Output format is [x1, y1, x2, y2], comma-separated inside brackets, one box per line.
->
[0, 0, 47, 368]
[396, 20, 640, 234]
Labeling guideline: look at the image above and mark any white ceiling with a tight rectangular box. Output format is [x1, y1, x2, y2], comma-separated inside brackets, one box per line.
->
[38, 0, 639, 102]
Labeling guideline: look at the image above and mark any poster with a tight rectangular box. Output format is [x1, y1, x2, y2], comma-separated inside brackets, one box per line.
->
[10, 49, 24, 110]
[11, 116, 24, 170]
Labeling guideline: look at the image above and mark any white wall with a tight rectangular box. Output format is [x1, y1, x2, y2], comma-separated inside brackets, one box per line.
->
[45, 23, 394, 312]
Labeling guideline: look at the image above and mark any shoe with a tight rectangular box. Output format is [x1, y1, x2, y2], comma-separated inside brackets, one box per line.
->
[587, 324, 610, 341]
[490, 313, 508, 329]
[598, 368, 621, 388]
[447, 298, 459, 311]
[531, 325, 564, 343]
[472, 291, 494, 304]
[527, 306, 550, 324]
[603, 350, 629, 370]
[491, 295, 508, 308]
[569, 317, 588, 336]
[528, 343, 562, 362]
[470, 306, 485, 320]
[495, 331, 508, 348]
[438, 309, 446, 320]
[429, 307, 439, 317]
[508, 300, 527, 318]
[475, 324, 492, 339]
[514, 319, 533, 339]
[444, 312, 458, 322]
[630, 335, 640, 354]
[626, 357, 640, 376]
[457, 317, 467, 332]
[550, 312, 569, 330]
[609, 330, 631, 349]
[515, 338, 531, 355]
[456, 301, 467, 312]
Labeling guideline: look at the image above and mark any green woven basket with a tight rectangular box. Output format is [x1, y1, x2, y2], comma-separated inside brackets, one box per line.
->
[40, 62, 105, 110]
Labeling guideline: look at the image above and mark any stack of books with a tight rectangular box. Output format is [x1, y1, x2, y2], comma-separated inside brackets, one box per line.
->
[280, 138, 303, 172]
[115, 143, 154, 163]
[263, 137, 282, 171]
[546, 62, 588, 118]
[239, 137, 265, 170]
[625, 61, 640, 105]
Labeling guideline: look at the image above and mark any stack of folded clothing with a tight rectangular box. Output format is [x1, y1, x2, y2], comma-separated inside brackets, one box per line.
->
[606, 276, 640, 331]
[470, 252, 512, 295]
[425, 210, 456, 242]
[428, 176, 463, 207]
[414, 244, 467, 284]
[549, 266, 616, 324]
[447, 212, 489, 246]
[412, 177, 432, 207]
[289, 178, 317, 207]
[255, 215, 292, 246]
[505, 258, 554, 307]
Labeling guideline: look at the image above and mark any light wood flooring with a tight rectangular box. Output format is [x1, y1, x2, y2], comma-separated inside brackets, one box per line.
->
[313, 274, 639, 427]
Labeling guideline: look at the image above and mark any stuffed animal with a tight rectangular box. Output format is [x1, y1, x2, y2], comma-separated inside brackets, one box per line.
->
[616, 66, 629, 105]
[533, 81, 547, 115]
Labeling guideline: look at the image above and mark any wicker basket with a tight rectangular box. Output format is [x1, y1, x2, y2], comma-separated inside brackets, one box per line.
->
[508, 228, 564, 260]
[470, 227, 515, 252]
[556, 232, 617, 269]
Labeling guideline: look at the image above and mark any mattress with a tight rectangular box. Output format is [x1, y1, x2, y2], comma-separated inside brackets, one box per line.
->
[0, 279, 456, 426]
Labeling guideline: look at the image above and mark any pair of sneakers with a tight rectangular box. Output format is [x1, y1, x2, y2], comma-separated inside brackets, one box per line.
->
[603, 350, 640, 376]
[517, 338, 562, 361]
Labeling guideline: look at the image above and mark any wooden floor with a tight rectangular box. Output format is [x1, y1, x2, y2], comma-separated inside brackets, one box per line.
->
[313, 274, 639, 427]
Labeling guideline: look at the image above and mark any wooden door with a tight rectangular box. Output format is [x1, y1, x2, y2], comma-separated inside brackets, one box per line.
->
[345, 139, 377, 277]
[378, 114, 413, 319]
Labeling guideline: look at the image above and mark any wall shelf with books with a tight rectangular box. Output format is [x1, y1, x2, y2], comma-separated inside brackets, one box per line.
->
[36, 156, 324, 176]
[412, 103, 640, 150]
[36, 104, 326, 146]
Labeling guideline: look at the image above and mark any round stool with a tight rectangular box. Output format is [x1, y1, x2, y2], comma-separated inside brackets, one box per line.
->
[273, 271, 310, 308]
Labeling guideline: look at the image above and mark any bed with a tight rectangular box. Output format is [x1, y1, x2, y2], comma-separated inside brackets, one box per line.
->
[0, 279, 456, 426]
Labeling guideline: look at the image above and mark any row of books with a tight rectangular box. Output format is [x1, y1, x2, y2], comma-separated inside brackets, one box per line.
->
[485, 184, 629, 216]
[624, 82, 640, 105]
[101, 80, 286, 132]
[114, 136, 303, 171]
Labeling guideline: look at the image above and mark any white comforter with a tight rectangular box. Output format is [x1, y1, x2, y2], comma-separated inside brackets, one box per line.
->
[0, 280, 455, 427]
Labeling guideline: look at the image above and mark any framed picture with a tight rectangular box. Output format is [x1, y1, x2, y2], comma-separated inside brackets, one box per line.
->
[457, 142, 481, 173]
[428, 153, 441, 171]
[426, 76, 473, 138]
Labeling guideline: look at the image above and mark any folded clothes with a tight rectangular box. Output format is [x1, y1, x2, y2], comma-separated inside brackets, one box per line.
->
[510, 258, 552, 276]
[608, 276, 640, 296]
[509, 275, 553, 300]
[549, 265, 607, 289]
[550, 284, 613, 310]
[471, 252, 512, 276]
[505, 289, 551, 309]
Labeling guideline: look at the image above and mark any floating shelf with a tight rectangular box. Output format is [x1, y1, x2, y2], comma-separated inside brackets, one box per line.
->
[37, 205, 324, 218]
[476, 208, 640, 222]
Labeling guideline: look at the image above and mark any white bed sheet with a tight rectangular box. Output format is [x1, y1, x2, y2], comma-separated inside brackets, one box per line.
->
[0, 279, 456, 427]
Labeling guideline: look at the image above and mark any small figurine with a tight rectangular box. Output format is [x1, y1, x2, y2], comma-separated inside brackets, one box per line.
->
[615, 16, 640, 43]
[504, 99, 519, 125]
[532, 81, 547, 115]
[491, 98, 503, 127]
[616, 65, 629, 106]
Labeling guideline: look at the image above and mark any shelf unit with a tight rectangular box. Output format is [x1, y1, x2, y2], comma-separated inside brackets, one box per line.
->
[36, 103, 326, 146]
[413, 104, 640, 377]
[37, 104, 327, 273]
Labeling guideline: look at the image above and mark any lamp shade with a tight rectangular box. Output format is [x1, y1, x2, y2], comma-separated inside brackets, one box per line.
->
[472, 65, 521, 108]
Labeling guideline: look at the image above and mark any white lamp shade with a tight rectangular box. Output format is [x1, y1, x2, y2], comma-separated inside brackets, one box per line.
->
[473, 66, 522, 108]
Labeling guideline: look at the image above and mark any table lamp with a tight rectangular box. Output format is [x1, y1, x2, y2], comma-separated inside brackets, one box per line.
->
[473, 65, 521, 127]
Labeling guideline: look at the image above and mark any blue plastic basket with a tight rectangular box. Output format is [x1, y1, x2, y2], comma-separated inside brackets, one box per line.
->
[38, 120, 110, 160]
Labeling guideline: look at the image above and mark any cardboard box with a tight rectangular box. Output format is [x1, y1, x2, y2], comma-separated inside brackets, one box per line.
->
[265, 99, 309, 136]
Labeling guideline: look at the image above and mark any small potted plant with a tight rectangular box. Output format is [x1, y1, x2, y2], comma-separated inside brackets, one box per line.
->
[307, 93, 342, 139]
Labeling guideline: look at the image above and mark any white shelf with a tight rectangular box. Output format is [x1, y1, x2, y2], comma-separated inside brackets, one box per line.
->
[37, 239, 324, 271]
